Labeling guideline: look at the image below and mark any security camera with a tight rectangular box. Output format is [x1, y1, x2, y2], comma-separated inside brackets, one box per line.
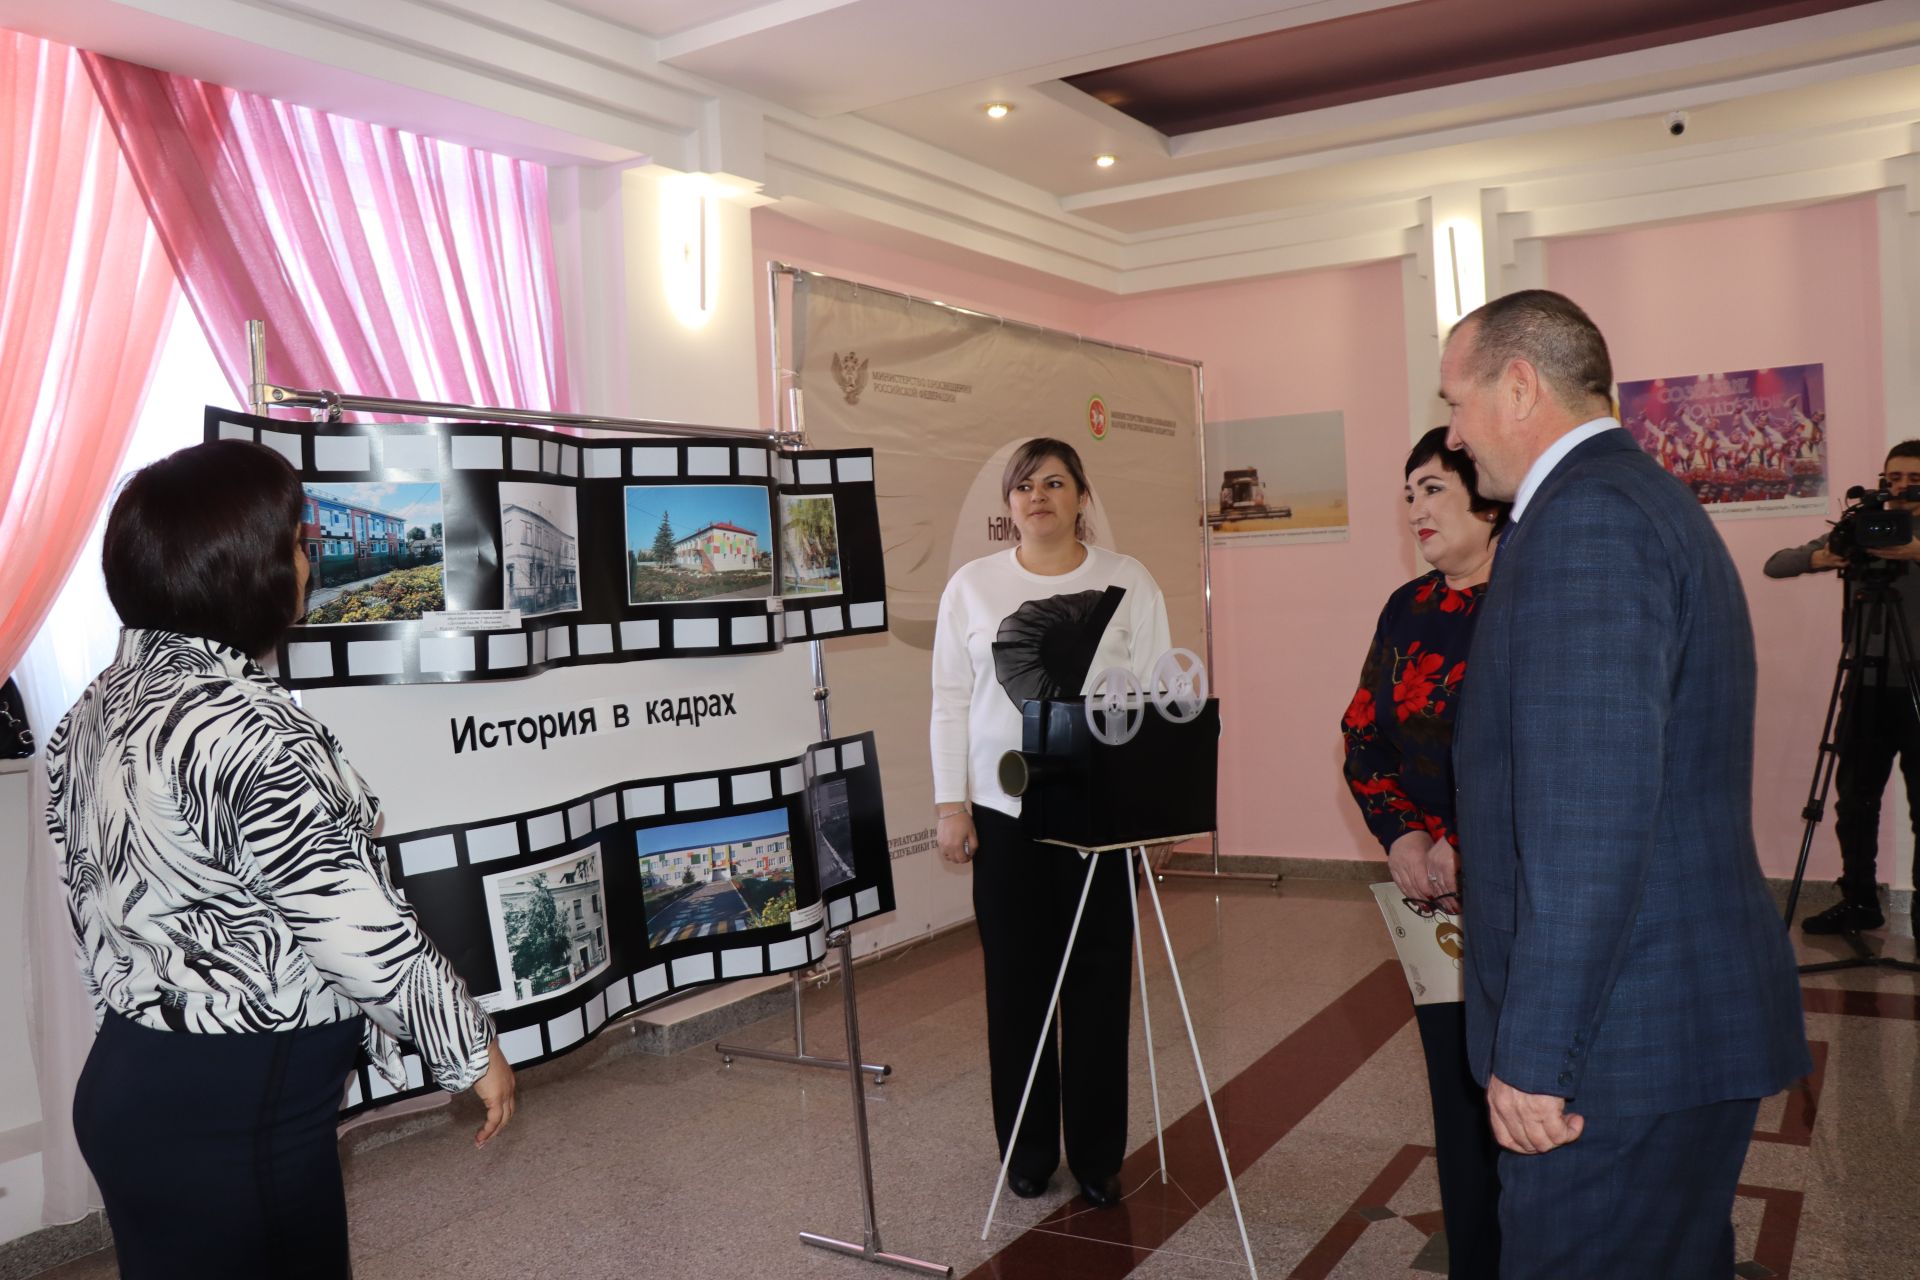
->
[1665, 111, 1688, 137]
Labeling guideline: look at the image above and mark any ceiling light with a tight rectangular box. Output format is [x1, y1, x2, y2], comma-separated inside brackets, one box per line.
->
[984, 102, 1012, 119]
[1094, 153, 1117, 168]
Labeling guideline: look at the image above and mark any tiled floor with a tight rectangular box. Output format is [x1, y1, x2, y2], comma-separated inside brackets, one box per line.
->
[33, 878, 1920, 1279]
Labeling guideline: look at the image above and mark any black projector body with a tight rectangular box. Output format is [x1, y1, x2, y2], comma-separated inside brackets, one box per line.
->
[999, 697, 1219, 851]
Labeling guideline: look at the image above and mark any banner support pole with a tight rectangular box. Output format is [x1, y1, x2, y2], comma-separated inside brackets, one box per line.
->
[800, 930, 951, 1276]
[1152, 363, 1281, 887]
[716, 280, 893, 1084]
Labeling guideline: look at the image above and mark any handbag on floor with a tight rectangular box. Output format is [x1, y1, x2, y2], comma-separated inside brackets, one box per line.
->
[0, 679, 32, 759]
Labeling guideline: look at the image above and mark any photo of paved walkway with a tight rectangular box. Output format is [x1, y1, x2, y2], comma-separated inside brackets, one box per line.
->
[646, 880, 755, 944]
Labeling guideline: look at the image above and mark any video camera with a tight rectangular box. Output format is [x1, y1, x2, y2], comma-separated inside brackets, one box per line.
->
[1828, 484, 1920, 573]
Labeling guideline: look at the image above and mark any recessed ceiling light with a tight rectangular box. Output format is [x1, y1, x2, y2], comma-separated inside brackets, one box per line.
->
[1094, 153, 1117, 168]
[984, 102, 1012, 119]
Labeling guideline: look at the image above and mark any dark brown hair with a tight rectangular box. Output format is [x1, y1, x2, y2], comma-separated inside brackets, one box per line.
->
[1885, 440, 1920, 467]
[1405, 425, 1511, 534]
[1000, 437, 1095, 542]
[1458, 289, 1613, 414]
[104, 440, 306, 658]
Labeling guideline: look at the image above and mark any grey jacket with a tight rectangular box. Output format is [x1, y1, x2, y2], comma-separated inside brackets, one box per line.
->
[1764, 534, 1920, 686]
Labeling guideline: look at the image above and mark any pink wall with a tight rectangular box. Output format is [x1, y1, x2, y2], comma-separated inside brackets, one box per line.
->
[1547, 196, 1884, 881]
[1100, 266, 1419, 864]
[752, 200, 1881, 879]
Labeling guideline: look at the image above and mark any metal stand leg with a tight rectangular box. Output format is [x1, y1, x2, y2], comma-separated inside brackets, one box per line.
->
[1126, 848, 1167, 1183]
[799, 931, 951, 1277]
[717, 970, 893, 1084]
[1152, 833, 1282, 887]
[1139, 860, 1260, 1278]
[981, 854, 1102, 1240]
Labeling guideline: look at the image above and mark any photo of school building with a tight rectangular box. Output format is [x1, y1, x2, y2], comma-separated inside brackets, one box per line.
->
[501, 485, 580, 616]
[302, 492, 412, 586]
[672, 521, 761, 573]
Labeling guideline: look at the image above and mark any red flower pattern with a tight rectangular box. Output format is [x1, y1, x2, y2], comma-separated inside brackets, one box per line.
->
[1342, 571, 1482, 843]
[1393, 649, 1446, 722]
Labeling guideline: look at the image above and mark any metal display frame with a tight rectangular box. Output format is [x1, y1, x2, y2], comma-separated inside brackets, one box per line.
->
[244, 319, 945, 1277]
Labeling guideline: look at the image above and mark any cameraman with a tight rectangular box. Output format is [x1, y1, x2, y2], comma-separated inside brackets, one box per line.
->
[1765, 441, 1920, 933]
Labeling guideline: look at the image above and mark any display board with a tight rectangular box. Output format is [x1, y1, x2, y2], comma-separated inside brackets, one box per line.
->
[339, 728, 892, 1112]
[202, 408, 899, 1111]
[784, 270, 1205, 954]
[206, 407, 886, 687]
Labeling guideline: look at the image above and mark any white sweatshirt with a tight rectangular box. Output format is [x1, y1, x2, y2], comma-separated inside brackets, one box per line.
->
[930, 545, 1172, 818]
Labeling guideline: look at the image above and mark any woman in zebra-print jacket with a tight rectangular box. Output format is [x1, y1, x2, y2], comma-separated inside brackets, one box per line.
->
[44, 440, 515, 1280]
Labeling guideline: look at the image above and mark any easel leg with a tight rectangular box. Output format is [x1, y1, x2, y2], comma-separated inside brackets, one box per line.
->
[981, 854, 1102, 1241]
[1127, 848, 1168, 1183]
[1139, 864, 1260, 1278]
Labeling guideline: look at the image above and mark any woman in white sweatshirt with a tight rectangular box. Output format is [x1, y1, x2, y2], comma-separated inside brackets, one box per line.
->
[930, 437, 1170, 1209]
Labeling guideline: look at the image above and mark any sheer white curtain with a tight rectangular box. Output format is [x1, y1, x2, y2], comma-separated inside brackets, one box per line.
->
[15, 305, 226, 1225]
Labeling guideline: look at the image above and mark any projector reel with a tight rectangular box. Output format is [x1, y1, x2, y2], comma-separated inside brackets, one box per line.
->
[1084, 666, 1145, 746]
[1149, 648, 1208, 723]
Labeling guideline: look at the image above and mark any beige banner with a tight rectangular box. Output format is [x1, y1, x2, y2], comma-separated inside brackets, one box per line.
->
[789, 271, 1204, 950]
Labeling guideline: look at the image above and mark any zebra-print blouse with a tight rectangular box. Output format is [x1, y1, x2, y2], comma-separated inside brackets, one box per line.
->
[45, 629, 494, 1092]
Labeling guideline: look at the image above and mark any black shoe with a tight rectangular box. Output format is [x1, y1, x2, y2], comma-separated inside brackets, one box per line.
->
[1077, 1175, 1123, 1208]
[1007, 1173, 1049, 1200]
[1802, 899, 1886, 934]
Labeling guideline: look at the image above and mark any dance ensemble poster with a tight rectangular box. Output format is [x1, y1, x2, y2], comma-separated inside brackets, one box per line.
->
[1616, 364, 1828, 519]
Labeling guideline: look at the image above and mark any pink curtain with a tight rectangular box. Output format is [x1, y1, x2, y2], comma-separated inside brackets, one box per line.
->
[0, 32, 178, 683]
[81, 52, 571, 415]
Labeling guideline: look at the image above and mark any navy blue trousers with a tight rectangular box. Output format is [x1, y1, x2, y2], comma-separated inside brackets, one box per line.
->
[1496, 1095, 1761, 1280]
[74, 1009, 365, 1280]
[1413, 1002, 1501, 1279]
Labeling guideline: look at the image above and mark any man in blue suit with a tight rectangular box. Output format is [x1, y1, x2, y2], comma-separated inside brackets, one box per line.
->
[1443, 290, 1810, 1278]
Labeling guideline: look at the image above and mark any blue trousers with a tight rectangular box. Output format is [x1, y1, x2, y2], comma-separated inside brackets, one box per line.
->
[1497, 1095, 1760, 1280]
[74, 1009, 364, 1280]
[1414, 1002, 1501, 1279]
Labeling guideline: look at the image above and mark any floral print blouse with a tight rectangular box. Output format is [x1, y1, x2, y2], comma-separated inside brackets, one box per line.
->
[1340, 570, 1484, 852]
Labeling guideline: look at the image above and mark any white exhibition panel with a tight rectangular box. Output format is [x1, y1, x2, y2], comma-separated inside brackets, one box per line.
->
[305, 642, 820, 837]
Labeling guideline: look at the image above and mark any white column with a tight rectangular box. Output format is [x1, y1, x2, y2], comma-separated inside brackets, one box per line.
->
[548, 163, 637, 417]
[1429, 182, 1491, 332]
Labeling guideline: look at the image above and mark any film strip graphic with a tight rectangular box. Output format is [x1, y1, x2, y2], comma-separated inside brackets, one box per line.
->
[205, 409, 888, 690]
[341, 731, 892, 1115]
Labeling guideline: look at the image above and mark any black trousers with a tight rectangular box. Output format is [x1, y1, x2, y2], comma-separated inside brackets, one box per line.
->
[1413, 1002, 1502, 1280]
[1496, 1096, 1760, 1280]
[74, 1009, 365, 1280]
[972, 805, 1134, 1184]
[1833, 683, 1920, 906]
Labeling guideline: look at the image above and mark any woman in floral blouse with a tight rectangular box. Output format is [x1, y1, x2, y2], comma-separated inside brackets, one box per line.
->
[1340, 426, 1508, 1280]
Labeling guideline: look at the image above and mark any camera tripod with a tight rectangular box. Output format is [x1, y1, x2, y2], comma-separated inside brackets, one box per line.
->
[1783, 561, 1920, 974]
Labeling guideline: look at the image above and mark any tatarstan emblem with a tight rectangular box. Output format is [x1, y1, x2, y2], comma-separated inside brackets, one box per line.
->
[833, 350, 870, 405]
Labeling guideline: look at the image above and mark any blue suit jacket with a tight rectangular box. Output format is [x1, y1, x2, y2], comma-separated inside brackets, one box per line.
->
[1453, 429, 1810, 1116]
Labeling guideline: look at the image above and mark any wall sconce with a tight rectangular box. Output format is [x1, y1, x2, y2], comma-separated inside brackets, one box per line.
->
[662, 174, 720, 330]
[1433, 217, 1486, 329]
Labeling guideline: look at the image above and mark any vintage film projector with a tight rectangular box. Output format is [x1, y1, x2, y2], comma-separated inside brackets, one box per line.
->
[984, 649, 1258, 1278]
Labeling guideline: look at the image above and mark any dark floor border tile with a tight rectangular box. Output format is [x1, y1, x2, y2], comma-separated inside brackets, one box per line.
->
[963, 960, 1414, 1280]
